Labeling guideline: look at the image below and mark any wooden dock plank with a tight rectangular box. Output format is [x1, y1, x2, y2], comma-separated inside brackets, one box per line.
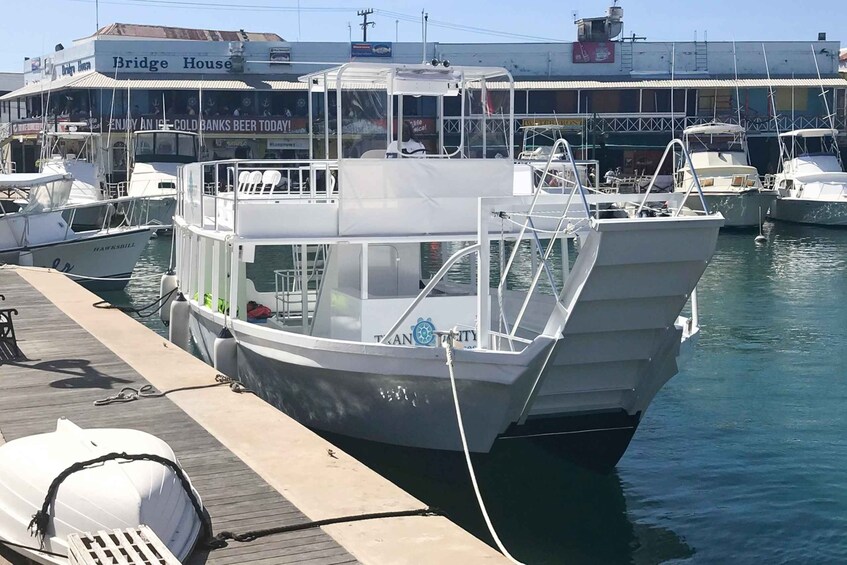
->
[0, 271, 359, 565]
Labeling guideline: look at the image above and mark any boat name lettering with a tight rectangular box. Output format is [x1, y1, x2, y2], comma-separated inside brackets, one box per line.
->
[93, 242, 136, 252]
[50, 258, 74, 273]
[372, 329, 477, 346]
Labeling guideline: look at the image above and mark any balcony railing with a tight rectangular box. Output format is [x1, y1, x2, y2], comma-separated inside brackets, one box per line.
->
[444, 113, 847, 136]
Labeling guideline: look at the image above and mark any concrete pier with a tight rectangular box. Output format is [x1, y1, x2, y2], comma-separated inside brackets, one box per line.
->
[0, 267, 507, 564]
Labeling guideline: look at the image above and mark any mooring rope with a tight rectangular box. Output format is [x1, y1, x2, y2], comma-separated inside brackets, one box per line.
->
[28, 452, 212, 548]
[93, 373, 252, 406]
[92, 287, 177, 319]
[440, 329, 525, 565]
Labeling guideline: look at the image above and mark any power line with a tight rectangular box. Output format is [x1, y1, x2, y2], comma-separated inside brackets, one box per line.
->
[374, 8, 561, 42]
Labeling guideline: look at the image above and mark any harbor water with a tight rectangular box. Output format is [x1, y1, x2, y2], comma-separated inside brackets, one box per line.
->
[103, 224, 847, 564]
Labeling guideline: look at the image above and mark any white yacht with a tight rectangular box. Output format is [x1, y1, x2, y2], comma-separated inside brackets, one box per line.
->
[170, 62, 724, 471]
[675, 123, 776, 227]
[0, 172, 152, 290]
[126, 127, 199, 228]
[40, 129, 110, 230]
[768, 128, 847, 226]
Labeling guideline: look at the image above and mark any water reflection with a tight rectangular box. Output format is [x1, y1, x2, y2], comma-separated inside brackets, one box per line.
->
[323, 431, 693, 565]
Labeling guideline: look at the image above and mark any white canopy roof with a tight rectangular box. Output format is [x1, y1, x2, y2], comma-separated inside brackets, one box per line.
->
[779, 128, 839, 138]
[299, 62, 512, 87]
[0, 172, 71, 188]
[684, 123, 746, 136]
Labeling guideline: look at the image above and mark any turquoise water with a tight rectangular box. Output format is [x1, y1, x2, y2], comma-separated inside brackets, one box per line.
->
[103, 224, 847, 564]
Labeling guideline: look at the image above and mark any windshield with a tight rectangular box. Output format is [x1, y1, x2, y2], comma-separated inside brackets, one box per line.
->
[134, 132, 198, 164]
[687, 133, 745, 154]
[792, 135, 838, 157]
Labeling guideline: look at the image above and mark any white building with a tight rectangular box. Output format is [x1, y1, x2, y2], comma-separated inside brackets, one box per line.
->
[1, 15, 844, 177]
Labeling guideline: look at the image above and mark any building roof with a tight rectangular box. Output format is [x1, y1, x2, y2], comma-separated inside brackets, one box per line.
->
[0, 72, 23, 93]
[4, 74, 847, 101]
[92, 23, 283, 42]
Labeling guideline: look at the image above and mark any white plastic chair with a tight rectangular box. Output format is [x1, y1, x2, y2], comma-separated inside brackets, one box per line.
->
[243, 171, 262, 194]
[236, 171, 250, 193]
[261, 170, 282, 194]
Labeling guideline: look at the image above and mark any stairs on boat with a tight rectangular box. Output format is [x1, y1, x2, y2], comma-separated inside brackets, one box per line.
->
[524, 216, 722, 420]
[274, 244, 327, 326]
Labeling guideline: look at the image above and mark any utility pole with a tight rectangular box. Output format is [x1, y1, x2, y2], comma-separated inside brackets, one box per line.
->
[357, 9, 375, 42]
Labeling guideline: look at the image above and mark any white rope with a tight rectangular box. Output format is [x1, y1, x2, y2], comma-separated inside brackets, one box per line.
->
[441, 329, 525, 565]
[0, 264, 165, 281]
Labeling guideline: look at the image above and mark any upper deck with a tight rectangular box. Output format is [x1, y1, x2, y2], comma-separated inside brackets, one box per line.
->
[177, 62, 520, 240]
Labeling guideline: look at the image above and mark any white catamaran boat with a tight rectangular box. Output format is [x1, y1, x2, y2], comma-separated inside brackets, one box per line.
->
[0, 173, 152, 290]
[768, 128, 847, 226]
[170, 62, 724, 470]
[126, 127, 199, 229]
[675, 123, 776, 227]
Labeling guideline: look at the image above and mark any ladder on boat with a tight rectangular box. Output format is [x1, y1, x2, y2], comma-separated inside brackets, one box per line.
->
[274, 244, 327, 329]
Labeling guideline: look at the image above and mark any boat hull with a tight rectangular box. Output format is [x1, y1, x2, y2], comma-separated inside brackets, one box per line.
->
[768, 197, 847, 226]
[684, 191, 775, 227]
[0, 228, 151, 291]
[189, 308, 647, 471]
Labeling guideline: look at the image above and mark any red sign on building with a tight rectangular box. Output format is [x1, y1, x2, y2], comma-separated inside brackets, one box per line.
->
[572, 42, 616, 64]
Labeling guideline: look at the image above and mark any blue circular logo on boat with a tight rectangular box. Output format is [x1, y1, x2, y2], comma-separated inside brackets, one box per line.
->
[411, 318, 436, 346]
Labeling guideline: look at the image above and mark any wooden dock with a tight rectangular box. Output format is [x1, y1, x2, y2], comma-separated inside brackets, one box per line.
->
[0, 267, 507, 565]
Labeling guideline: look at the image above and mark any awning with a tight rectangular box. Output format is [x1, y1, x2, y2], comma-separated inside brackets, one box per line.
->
[0, 72, 310, 100]
[4, 73, 847, 101]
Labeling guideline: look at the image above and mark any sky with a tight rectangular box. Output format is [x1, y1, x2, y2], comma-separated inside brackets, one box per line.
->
[0, 0, 845, 72]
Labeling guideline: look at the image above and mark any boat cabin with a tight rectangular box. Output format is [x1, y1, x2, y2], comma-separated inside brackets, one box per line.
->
[134, 129, 199, 165]
[677, 122, 761, 191]
[778, 128, 844, 175]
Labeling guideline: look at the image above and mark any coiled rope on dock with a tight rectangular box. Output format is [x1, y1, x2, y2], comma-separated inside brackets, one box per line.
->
[93, 373, 252, 406]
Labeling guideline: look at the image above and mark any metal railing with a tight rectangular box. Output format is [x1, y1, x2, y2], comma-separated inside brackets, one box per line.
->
[636, 139, 710, 216]
[180, 159, 339, 233]
[380, 243, 481, 345]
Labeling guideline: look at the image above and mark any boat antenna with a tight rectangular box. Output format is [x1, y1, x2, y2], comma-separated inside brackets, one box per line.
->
[732, 40, 742, 125]
[126, 83, 132, 180]
[198, 79, 204, 151]
[762, 44, 786, 167]
[810, 43, 843, 167]
[421, 10, 428, 63]
[105, 65, 119, 181]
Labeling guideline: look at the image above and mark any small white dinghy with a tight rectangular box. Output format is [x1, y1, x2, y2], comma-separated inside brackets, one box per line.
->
[0, 419, 204, 564]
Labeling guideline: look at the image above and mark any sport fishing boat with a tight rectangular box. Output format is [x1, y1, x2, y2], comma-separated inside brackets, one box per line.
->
[126, 127, 199, 229]
[40, 129, 110, 230]
[169, 62, 724, 471]
[674, 122, 775, 227]
[0, 172, 152, 290]
[0, 419, 203, 564]
[768, 128, 847, 226]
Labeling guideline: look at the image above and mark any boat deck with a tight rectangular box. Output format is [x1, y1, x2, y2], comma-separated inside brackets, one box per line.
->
[0, 268, 505, 565]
